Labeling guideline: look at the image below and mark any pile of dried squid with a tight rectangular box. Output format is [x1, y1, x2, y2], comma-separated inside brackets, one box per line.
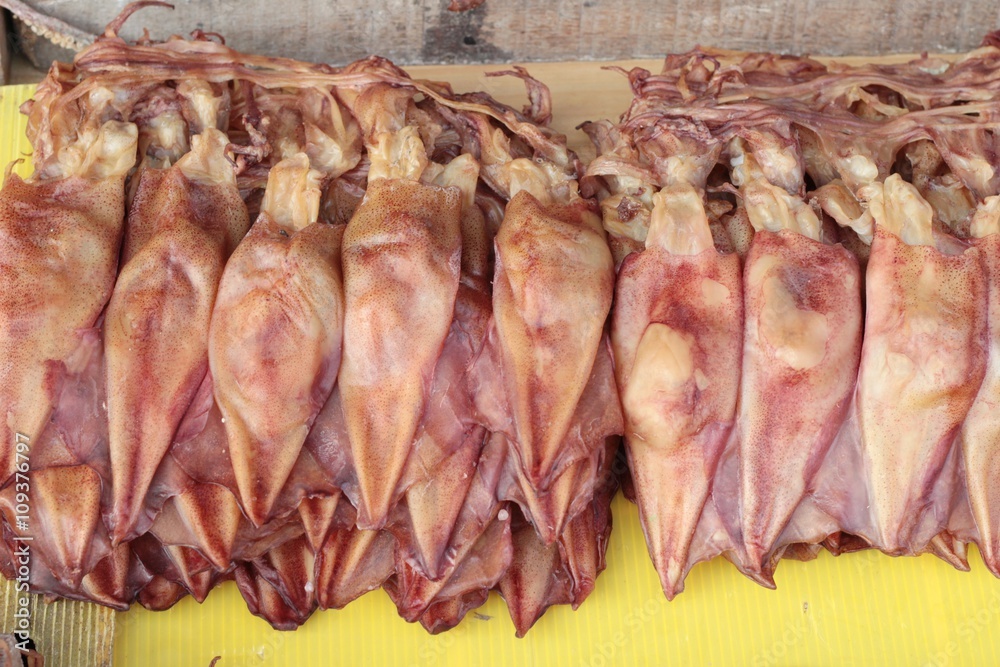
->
[0, 4, 617, 635]
[584, 36, 1000, 598]
[6, 1, 1000, 636]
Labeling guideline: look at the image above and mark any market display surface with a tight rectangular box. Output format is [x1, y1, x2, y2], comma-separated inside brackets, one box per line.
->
[3, 3, 1000, 665]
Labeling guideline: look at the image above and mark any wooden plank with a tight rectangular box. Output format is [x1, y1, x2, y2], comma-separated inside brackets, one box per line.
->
[9, 0, 1000, 68]
[0, 579, 114, 667]
[0, 11, 9, 85]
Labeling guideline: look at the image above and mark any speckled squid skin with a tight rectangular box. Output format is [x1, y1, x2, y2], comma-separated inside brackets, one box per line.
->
[612, 242, 742, 599]
[0, 327, 112, 590]
[0, 122, 137, 485]
[148, 479, 243, 572]
[738, 230, 862, 573]
[962, 234, 1000, 576]
[0, 464, 105, 590]
[386, 431, 508, 627]
[235, 535, 317, 630]
[497, 461, 614, 638]
[106, 131, 250, 542]
[339, 178, 462, 530]
[396, 282, 493, 580]
[859, 226, 987, 554]
[209, 216, 345, 528]
[315, 522, 396, 611]
[492, 191, 614, 490]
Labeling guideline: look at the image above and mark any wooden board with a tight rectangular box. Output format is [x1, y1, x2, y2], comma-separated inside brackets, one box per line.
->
[0, 11, 9, 85]
[0, 580, 115, 667]
[6, 0, 1000, 69]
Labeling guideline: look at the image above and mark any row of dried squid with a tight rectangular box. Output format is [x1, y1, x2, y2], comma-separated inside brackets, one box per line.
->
[0, 4, 617, 635]
[584, 36, 1000, 598]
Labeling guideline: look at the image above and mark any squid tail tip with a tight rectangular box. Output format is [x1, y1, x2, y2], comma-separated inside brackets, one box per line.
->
[735, 554, 776, 589]
[654, 561, 685, 601]
[107, 511, 134, 548]
[206, 550, 234, 571]
[660, 584, 681, 602]
[354, 505, 389, 532]
[58, 567, 85, 591]
[244, 509, 269, 529]
[744, 569, 778, 590]
[238, 490, 277, 528]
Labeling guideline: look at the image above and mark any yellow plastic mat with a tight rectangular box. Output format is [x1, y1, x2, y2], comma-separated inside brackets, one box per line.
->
[2, 81, 999, 667]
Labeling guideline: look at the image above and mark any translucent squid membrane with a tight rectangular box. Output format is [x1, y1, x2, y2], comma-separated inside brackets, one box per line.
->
[338, 177, 462, 530]
[728, 151, 994, 579]
[788, 176, 988, 567]
[733, 145, 864, 582]
[385, 434, 511, 634]
[0, 19, 626, 630]
[209, 153, 345, 528]
[480, 190, 615, 490]
[611, 136, 870, 593]
[612, 183, 743, 598]
[383, 157, 502, 618]
[106, 128, 250, 542]
[0, 120, 137, 485]
[962, 196, 1000, 576]
[0, 330, 113, 594]
[736, 236, 862, 579]
[498, 465, 615, 637]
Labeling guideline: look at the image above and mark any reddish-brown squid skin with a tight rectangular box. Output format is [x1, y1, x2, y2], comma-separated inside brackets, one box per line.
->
[612, 243, 742, 599]
[209, 210, 345, 528]
[496, 345, 621, 547]
[106, 130, 250, 542]
[858, 226, 988, 554]
[0, 122, 137, 485]
[388, 512, 512, 633]
[315, 521, 396, 611]
[738, 230, 863, 575]
[235, 535, 318, 630]
[490, 191, 615, 490]
[147, 477, 243, 572]
[0, 463, 106, 591]
[32, 541, 153, 611]
[386, 431, 509, 627]
[0, 325, 114, 589]
[962, 233, 1000, 577]
[391, 281, 493, 580]
[298, 493, 342, 552]
[339, 178, 462, 530]
[498, 469, 614, 638]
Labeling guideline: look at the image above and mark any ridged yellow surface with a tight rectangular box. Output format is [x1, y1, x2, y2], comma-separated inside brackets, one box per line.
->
[3, 81, 1000, 667]
[1, 86, 32, 179]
